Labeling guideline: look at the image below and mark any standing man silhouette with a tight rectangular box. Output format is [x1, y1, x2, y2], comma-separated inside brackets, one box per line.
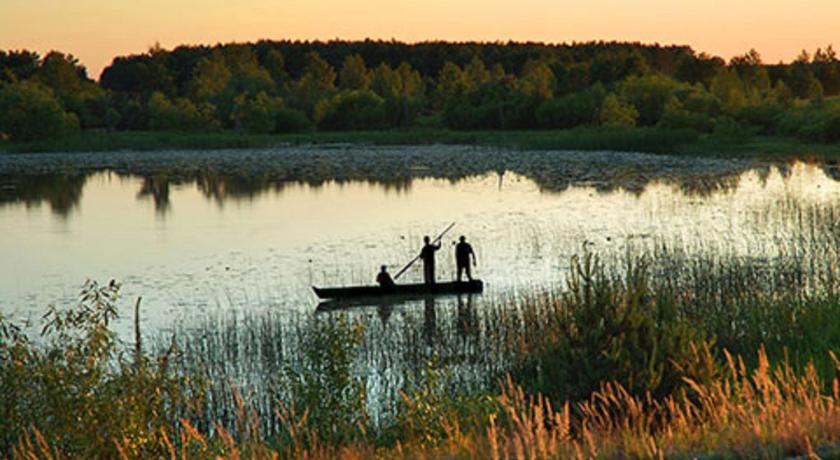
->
[419, 235, 441, 285]
[455, 235, 476, 281]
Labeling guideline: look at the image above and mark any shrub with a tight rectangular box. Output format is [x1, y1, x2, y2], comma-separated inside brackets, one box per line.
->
[777, 100, 840, 143]
[712, 116, 755, 143]
[274, 316, 367, 446]
[234, 91, 284, 134]
[536, 86, 605, 128]
[0, 280, 202, 457]
[618, 74, 685, 125]
[0, 81, 79, 141]
[146, 91, 218, 131]
[443, 81, 537, 130]
[599, 93, 638, 127]
[512, 254, 710, 403]
[275, 107, 312, 133]
[314, 90, 386, 130]
[735, 102, 786, 135]
[658, 97, 715, 132]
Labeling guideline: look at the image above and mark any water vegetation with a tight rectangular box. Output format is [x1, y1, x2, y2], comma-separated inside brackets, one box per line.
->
[2, 142, 765, 218]
[3, 198, 840, 457]
[2, 125, 840, 160]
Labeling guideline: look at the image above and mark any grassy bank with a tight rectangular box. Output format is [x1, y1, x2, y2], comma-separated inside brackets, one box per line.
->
[2, 127, 839, 159]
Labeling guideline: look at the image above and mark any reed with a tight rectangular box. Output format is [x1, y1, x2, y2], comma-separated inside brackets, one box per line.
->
[8, 347, 840, 459]
[4, 198, 840, 457]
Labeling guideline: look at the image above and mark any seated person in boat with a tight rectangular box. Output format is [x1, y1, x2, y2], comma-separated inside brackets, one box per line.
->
[376, 265, 395, 288]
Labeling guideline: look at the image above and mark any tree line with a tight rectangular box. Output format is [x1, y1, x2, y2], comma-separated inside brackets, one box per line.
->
[1, 40, 839, 142]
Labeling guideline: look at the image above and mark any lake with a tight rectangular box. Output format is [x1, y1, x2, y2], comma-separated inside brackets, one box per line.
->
[3, 145, 840, 424]
[1, 146, 838, 337]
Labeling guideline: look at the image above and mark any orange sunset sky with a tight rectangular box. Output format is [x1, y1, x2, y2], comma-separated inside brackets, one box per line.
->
[1, 0, 838, 79]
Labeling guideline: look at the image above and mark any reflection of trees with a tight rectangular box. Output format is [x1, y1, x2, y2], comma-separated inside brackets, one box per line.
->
[5, 152, 840, 212]
[137, 174, 171, 214]
[0, 173, 86, 217]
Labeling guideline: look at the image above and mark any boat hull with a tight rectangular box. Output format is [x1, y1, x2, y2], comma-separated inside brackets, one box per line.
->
[313, 280, 483, 300]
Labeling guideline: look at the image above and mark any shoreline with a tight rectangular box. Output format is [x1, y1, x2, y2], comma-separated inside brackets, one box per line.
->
[2, 127, 839, 160]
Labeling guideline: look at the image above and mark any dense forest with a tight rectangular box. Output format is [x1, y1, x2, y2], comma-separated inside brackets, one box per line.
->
[1, 40, 839, 143]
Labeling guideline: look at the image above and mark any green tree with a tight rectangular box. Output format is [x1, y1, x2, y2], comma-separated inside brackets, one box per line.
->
[189, 46, 275, 129]
[464, 56, 491, 86]
[618, 74, 683, 125]
[435, 62, 470, 108]
[517, 59, 555, 100]
[222, 45, 276, 96]
[536, 85, 605, 128]
[658, 95, 715, 132]
[189, 52, 231, 100]
[590, 49, 648, 85]
[314, 90, 385, 130]
[710, 68, 747, 114]
[443, 80, 534, 129]
[369, 62, 424, 126]
[730, 49, 771, 103]
[396, 62, 424, 99]
[302, 51, 337, 91]
[339, 54, 370, 90]
[35, 51, 85, 97]
[146, 91, 217, 131]
[767, 80, 794, 105]
[262, 48, 288, 86]
[599, 93, 638, 127]
[370, 63, 400, 99]
[0, 81, 79, 141]
[0, 50, 40, 82]
[33, 51, 109, 129]
[787, 52, 824, 99]
[813, 46, 840, 96]
[292, 51, 336, 116]
[675, 52, 725, 87]
[233, 91, 284, 133]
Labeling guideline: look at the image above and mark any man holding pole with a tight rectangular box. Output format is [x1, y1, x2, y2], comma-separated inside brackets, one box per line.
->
[393, 222, 455, 284]
[419, 235, 442, 285]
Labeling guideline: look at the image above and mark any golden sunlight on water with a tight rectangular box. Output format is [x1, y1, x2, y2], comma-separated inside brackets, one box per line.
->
[1, 161, 838, 337]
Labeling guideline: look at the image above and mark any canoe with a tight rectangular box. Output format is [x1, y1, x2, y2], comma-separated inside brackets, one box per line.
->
[312, 280, 483, 300]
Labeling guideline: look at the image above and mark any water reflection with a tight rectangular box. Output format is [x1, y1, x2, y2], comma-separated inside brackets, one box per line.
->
[0, 173, 86, 216]
[137, 174, 171, 214]
[4, 149, 840, 428]
[424, 297, 437, 345]
[0, 146, 811, 216]
[3, 147, 840, 342]
[456, 295, 478, 339]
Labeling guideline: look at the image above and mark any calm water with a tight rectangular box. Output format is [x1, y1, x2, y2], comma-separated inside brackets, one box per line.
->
[1, 146, 839, 340]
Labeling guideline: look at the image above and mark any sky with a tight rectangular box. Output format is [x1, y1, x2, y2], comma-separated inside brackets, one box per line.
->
[1, 0, 838, 79]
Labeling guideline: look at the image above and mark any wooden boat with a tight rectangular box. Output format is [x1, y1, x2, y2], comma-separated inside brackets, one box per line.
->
[313, 279, 483, 300]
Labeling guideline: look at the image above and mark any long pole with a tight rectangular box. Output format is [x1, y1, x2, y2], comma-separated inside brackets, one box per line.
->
[394, 222, 456, 280]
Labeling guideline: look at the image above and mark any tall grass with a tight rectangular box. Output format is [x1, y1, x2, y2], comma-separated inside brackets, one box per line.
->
[5, 198, 840, 457]
[8, 348, 840, 459]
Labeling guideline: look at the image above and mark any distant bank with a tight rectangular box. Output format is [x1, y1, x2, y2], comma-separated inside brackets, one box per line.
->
[1, 127, 838, 160]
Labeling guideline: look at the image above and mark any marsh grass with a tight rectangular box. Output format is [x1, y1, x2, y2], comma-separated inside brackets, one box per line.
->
[148, 242, 840, 451]
[9, 347, 840, 459]
[5, 198, 840, 457]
